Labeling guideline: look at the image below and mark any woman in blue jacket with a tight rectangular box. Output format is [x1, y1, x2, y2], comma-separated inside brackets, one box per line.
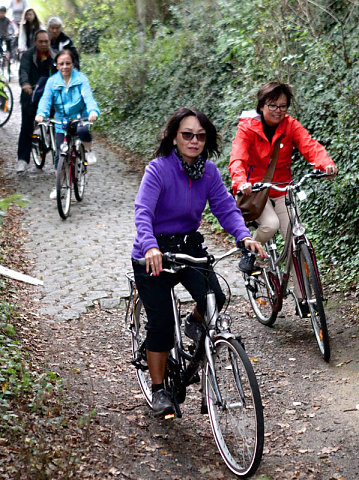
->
[36, 49, 100, 199]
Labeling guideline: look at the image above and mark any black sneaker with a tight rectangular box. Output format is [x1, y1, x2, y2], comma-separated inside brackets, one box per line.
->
[238, 249, 256, 274]
[152, 389, 174, 417]
[184, 314, 205, 343]
[296, 300, 310, 317]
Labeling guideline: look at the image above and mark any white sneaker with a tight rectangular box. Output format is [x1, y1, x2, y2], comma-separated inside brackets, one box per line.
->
[85, 151, 97, 165]
[49, 187, 57, 200]
[17, 160, 28, 174]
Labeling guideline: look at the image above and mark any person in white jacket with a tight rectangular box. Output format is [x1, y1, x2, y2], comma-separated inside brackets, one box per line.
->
[18, 8, 44, 52]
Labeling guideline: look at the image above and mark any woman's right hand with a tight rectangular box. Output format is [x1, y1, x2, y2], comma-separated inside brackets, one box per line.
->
[145, 247, 162, 276]
[35, 115, 44, 123]
[239, 182, 252, 195]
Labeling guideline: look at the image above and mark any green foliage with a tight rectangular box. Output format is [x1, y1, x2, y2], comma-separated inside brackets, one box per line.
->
[0, 194, 27, 224]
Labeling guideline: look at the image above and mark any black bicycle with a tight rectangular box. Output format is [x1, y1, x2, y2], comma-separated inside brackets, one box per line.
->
[32, 119, 57, 169]
[242, 171, 331, 361]
[56, 118, 90, 220]
[0, 78, 13, 127]
[126, 247, 264, 478]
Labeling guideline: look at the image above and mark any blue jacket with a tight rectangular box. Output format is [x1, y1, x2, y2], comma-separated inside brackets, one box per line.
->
[131, 149, 251, 259]
[36, 69, 100, 133]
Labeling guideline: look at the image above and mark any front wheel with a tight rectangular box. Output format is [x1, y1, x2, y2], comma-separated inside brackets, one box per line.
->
[206, 337, 264, 478]
[298, 243, 330, 361]
[56, 154, 72, 219]
[31, 135, 46, 169]
[73, 144, 86, 201]
[244, 269, 281, 326]
[131, 299, 152, 408]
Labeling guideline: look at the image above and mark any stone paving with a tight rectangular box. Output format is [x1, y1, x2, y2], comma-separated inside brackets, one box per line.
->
[0, 77, 246, 321]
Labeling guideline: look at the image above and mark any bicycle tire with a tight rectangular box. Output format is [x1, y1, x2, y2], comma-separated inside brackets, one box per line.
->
[0, 83, 13, 127]
[298, 243, 330, 361]
[31, 136, 46, 169]
[73, 144, 86, 201]
[244, 269, 280, 326]
[206, 337, 264, 478]
[132, 299, 153, 408]
[56, 153, 72, 220]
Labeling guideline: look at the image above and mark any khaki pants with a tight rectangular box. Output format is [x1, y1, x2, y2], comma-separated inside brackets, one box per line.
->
[253, 195, 301, 298]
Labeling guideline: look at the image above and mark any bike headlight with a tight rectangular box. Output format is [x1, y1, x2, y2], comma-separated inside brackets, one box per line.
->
[293, 222, 306, 236]
[60, 143, 69, 153]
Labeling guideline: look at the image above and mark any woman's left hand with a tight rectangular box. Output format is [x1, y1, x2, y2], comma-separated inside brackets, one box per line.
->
[244, 238, 267, 258]
[88, 112, 98, 122]
[325, 165, 338, 178]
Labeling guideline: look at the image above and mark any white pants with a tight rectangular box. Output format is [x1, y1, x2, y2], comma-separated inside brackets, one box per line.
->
[253, 196, 301, 298]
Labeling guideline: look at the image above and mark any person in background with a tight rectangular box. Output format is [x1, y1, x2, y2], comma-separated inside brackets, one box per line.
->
[9, 0, 27, 28]
[18, 8, 44, 52]
[131, 107, 266, 417]
[228, 81, 338, 315]
[17, 29, 56, 174]
[0, 6, 15, 57]
[35, 49, 100, 199]
[47, 16, 79, 69]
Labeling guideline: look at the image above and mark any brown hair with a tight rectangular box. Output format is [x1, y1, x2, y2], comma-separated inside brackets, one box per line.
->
[256, 82, 294, 113]
[155, 107, 221, 159]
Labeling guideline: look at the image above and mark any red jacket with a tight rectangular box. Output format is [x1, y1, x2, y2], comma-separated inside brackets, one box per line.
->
[229, 110, 335, 198]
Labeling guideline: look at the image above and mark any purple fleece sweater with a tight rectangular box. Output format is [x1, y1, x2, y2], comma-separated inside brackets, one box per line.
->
[131, 150, 251, 259]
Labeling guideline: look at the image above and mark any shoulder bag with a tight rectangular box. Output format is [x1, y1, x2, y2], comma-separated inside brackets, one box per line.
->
[236, 136, 282, 222]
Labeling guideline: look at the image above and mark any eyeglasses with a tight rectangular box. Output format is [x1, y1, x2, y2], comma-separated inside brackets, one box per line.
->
[266, 104, 288, 112]
[57, 61, 73, 66]
[179, 131, 206, 142]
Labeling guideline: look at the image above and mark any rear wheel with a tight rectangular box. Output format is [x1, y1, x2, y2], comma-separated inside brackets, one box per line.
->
[206, 337, 264, 477]
[74, 144, 86, 201]
[56, 154, 71, 219]
[131, 299, 152, 408]
[0, 83, 13, 127]
[298, 244, 330, 361]
[244, 269, 280, 326]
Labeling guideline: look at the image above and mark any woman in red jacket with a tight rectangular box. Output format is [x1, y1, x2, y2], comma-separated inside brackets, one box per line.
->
[229, 81, 337, 312]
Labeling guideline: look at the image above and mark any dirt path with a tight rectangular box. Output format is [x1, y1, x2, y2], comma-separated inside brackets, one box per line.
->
[0, 77, 358, 480]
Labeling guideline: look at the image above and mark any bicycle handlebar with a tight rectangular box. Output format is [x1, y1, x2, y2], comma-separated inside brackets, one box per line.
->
[134, 246, 240, 268]
[250, 170, 329, 193]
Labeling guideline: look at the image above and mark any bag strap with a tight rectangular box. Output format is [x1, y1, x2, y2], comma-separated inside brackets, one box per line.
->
[262, 135, 283, 183]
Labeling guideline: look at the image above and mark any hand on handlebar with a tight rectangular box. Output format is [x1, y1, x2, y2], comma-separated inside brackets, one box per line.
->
[88, 112, 98, 122]
[324, 165, 338, 178]
[243, 238, 267, 259]
[238, 182, 252, 196]
[35, 115, 44, 123]
[145, 247, 162, 276]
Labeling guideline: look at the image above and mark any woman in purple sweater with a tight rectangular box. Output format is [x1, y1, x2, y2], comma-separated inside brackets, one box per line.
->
[132, 108, 265, 417]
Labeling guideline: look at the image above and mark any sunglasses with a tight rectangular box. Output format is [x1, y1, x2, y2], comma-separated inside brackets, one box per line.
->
[179, 131, 206, 142]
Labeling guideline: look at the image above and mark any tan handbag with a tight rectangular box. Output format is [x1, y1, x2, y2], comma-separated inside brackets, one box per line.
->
[236, 136, 282, 222]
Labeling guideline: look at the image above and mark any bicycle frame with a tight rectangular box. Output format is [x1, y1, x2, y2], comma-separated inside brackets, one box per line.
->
[267, 181, 324, 306]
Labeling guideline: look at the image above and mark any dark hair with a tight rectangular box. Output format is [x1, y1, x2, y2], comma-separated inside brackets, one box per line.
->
[256, 82, 294, 113]
[23, 8, 41, 34]
[34, 29, 49, 40]
[55, 48, 75, 65]
[0, 6, 7, 12]
[155, 107, 221, 159]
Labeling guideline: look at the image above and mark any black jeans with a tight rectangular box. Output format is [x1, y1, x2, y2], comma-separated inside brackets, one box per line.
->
[55, 125, 92, 169]
[133, 259, 226, 352]
[17, 94, 37, 163]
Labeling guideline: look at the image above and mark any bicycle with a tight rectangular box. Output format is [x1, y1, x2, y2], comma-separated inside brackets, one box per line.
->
[32, 118, 57, 169]
[241, 170, 331, 361]
[56, 117, 91, 220]
[0, 78, 13, 127]
[126, 247, 264, 478]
